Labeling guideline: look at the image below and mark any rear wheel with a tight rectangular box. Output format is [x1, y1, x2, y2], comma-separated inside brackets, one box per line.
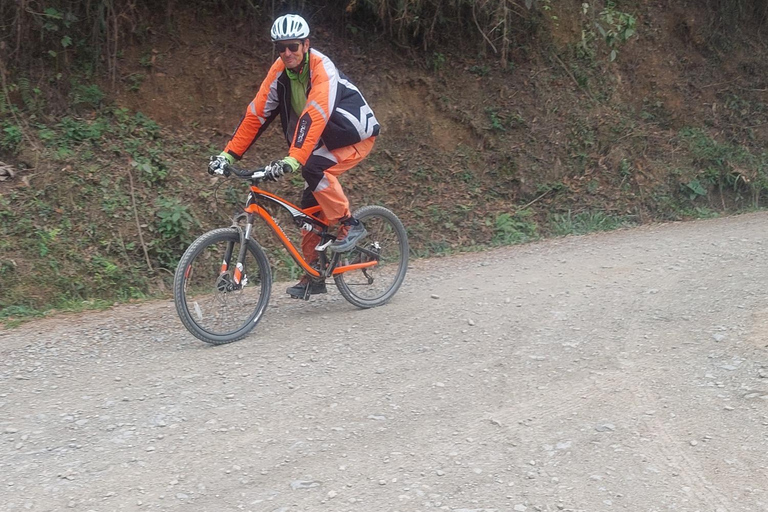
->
[173, 228, 271, 344]
[334, 205, 408, 308]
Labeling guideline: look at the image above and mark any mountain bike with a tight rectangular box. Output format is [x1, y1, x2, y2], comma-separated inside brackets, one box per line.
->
[173, 164, 409, 345]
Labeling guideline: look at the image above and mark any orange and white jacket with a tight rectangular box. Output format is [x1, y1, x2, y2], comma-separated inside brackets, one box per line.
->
[224, 49, 380, 164]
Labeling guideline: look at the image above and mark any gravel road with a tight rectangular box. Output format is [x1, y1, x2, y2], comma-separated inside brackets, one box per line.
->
[2, 212, 768, 512]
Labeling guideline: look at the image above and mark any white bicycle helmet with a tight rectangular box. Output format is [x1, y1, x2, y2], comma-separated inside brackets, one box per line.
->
[271, 14, 310, 42]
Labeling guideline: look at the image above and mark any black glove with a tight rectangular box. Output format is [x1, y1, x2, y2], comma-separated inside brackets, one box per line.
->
[264, 159, 292, 181]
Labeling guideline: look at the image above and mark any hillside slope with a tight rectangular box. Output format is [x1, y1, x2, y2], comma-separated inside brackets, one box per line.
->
[1, 1, 767, 314]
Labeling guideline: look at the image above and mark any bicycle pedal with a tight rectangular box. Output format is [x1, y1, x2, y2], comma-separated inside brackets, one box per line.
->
[286, 289, 311, 300]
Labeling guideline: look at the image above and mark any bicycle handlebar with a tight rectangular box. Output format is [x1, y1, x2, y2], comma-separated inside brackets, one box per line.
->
[225, 164, 268, 181]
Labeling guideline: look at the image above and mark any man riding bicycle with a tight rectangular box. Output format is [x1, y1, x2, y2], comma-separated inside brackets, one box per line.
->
[208, 13, 380, 298]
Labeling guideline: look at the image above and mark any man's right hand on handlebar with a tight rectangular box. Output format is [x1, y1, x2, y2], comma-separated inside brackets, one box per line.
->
[208, 152, 235, 176]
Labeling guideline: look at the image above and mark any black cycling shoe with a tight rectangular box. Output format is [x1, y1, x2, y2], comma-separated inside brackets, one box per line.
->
[286, 276, 327, 299]
[329, 217, 367, 253]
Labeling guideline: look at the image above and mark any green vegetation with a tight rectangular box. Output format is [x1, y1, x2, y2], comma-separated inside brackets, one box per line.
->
[548, 210, 633, 236]
[491, 210, 539, 245]
[0, 100, 204, 321]
[578, 1, 637, 62]
[677, 127, 768, 208]
[153, 196, 199, 268]
[2, 1, 768, 324]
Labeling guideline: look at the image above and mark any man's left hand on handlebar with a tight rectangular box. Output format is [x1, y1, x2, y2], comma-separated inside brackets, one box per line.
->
[264, 156, 300, 181]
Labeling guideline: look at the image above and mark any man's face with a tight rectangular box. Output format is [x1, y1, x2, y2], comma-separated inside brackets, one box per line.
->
[276, 39, 309, 70]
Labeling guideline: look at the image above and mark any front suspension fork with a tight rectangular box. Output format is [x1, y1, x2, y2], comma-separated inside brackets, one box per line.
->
[223, 213, 254, 287]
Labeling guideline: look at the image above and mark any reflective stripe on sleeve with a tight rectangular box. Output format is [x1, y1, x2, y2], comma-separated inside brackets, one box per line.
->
[308, 100, 328, 122]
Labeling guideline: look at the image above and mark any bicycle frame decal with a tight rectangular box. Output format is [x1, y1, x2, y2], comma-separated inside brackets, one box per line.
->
[246, 187, 324, 227]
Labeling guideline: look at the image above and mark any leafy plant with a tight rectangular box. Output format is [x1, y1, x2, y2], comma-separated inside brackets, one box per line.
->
[69, 82, 105, 108]
[491, 210, 538, 245]
[485, 107, 506, 132]
[139, 54, 154, 68]
[681, 178, 708, 200]
[579, 1, 637, 62]
[131, 157, 168, 184]
[127, 73, 146, 92]
[7, 77, 46, 113]
[1, 122, 22, 153]
[597, 2, 637, 61]
[37, 228, 63, 257]
[152, 197, 197, 268]
[431, 52, 447, 73]
[469, 65, 490, 76]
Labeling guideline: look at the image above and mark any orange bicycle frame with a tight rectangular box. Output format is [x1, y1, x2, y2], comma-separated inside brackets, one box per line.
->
[242, 184, 377, 278]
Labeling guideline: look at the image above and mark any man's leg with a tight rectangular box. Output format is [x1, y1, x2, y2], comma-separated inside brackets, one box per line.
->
[285, 187, 328, 298]
[302, 138, 376, 225]
[288, 139, 376, 298]
[298, 187, 324, 264]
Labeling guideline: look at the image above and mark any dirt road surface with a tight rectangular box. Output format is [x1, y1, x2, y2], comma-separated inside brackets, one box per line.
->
[2, 212, 768, 512]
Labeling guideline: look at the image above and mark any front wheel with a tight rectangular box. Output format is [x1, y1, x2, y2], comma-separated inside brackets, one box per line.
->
[334, 205, 408, 308]
[173, 228, 272, 345]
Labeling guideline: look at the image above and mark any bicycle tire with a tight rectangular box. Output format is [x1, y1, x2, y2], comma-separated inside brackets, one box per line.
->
[334, 205, 408, 308]
[174, 228, 272, 345]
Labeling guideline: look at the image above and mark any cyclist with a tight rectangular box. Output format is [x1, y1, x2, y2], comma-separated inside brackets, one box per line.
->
[208, 13, 380, 298]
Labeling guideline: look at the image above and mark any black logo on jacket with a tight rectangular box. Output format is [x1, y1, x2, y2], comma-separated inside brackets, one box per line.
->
[295, 114, 312, 149]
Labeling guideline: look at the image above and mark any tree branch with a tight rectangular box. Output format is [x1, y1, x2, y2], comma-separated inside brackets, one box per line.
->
[127, 167, 154, 272]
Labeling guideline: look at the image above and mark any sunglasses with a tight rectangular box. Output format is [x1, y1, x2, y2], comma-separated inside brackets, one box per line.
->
[275, 42, 302, 53]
